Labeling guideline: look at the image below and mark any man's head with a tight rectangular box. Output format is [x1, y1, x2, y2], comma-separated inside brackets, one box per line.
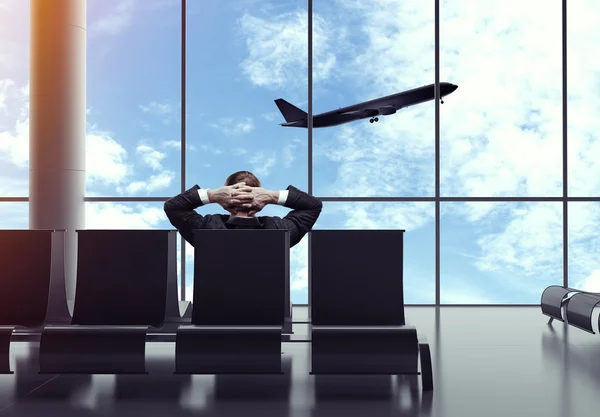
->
[225, 171, 261, 188]
[224, 171, 260, 217]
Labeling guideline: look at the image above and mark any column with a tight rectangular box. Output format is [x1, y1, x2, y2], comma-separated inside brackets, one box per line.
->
[29, 0, 86, 305]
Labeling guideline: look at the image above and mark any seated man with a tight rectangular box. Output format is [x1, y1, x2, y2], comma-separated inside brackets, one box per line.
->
[164, 170, 322, 248]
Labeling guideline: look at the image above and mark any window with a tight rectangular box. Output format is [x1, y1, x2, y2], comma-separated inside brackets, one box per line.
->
[568, 203, 600, 292]
[440, 202, 563, 303]
[9, 1, 587, 306]
[185, 0, 308, 192]
[0, 1, 30, 197]
[313, 1, 435, 197]
[85, 0, 182, 197]
[567, 0, 600, 196]
[440, 0, 562, 197]
[0, 203, 28, 229]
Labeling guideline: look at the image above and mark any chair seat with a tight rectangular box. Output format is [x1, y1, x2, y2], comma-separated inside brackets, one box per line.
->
[175, 324, 283, 374]
[311, 325, 419, 375]
[39, 325, 149, 374]
[312, 324, 416, 332]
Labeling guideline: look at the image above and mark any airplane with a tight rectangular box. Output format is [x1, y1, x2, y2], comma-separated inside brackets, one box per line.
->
[275, 82, 458, 128]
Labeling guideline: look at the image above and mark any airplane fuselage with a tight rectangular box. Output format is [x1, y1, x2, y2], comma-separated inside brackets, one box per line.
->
[281, 82, 457, 128]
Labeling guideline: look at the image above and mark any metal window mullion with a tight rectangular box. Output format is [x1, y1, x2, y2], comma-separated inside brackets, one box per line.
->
[307, 0, 313, 318]
[562, 0, 568, 288]
[435, 0, 441, 306]
[180, 0, 187, 301]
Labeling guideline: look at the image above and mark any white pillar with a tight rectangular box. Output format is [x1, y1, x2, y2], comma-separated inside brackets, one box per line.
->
[29, 0, 86, 305]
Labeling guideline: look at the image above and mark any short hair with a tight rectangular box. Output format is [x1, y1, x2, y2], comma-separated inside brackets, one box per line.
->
[225, 170, 261, 187]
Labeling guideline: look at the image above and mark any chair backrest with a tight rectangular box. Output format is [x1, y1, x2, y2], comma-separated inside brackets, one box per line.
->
[311, 230, 406, 326]
[192, 229, 289, 325]
[0, 230, 53, 327]
[72, 230, 175, 327]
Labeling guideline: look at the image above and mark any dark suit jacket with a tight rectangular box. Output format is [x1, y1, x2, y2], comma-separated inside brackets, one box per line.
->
[164, 185, 323, 248]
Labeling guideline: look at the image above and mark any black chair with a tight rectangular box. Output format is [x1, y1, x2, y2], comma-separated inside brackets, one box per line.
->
[175, 229, 289, 374]
[0, 230, 71, 374]
[541, 285, 600, 333]
[310, 230, 433, 391]
[39, 229, 178, 374]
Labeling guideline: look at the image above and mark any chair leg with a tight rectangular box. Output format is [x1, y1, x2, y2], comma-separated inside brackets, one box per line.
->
[418, 339, 433, 391]
[0, 327, 15, 374]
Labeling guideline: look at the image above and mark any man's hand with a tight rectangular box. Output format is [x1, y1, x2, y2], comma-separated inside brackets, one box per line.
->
[247, 187, 279, 216]
[208, 182, 254, 213]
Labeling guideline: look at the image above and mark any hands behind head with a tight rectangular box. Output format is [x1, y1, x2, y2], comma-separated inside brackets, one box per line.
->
[212, 182, 272, 216]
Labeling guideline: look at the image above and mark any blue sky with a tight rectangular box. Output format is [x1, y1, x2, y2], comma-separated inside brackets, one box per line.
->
[1, 0, 599, 304]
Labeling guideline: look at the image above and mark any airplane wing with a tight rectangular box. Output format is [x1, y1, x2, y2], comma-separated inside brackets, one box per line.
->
[338, 108, 379, 118]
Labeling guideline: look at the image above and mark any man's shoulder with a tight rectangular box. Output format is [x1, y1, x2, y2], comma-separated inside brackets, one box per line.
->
[258, 215, 284, 229]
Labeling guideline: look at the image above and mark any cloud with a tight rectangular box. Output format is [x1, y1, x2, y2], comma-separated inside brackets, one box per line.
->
[472, 203, 563, 293]
[320, 202, 434, 231]
[140, 101, 173, 115]
[0, 79, 15, 109]
[290, 236, 308, 291]
[238, 9, 339, 89]
[281, 143, 296, 168]
[440, 281, 497, 304]
[0, 79, 178, 196]
[578, 270, 600, 292]
[136, 144, 167, 170]
[0, 202, 28, 228]
[210, 117, 254, 135]
[262, 112, 279, 121]
[198, 145, 223, 155]
[89, 0, 137, 37]
[86, 128, 130, 185]
[86, 202, 166, 229]
[568, 202, 600, 290]
[162, 140, 181, 149]
[248, 151, 277, 177]
[231, 148, 247, 156]
[0, 1, 28, 74]
[0, 111, 28, 168]
[139, 100, 179, 125]
[117, 171, 175, 195]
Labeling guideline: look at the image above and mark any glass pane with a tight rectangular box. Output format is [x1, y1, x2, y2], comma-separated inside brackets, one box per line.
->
[85, 202, 183, 298]
[185, 0, 308, 193]
[568, 203, 600, 291]
[567, 0, 600, 196]
[313, 1, 435, 197]
[0, 1, 30, 196]
[315, 202, 435, 304]
[86, 1, 181, 197]
[0, 203, 29, 229]
[441, 202, 563, 303]
[440, 0, 562, 197]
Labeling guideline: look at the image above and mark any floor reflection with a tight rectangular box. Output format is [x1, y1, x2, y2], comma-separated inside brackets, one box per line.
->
[4, 307, 600, 417]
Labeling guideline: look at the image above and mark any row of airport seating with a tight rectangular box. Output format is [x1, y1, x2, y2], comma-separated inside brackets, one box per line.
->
[541, 285, 600, 333]
[0, 228, 432, 391]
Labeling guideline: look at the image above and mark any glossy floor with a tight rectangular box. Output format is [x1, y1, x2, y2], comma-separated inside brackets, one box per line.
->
[1, 306, 599, 416]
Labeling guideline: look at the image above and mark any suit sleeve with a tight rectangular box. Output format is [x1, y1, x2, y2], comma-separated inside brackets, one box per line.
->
[280, 185, 323, 247]
[163, 185, 211, 246]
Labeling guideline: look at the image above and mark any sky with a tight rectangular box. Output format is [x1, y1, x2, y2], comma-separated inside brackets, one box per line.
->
[0, 0, 599, 304]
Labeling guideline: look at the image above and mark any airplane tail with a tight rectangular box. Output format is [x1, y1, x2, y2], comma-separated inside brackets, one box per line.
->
[274, 99, 307, 122]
